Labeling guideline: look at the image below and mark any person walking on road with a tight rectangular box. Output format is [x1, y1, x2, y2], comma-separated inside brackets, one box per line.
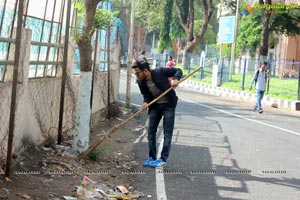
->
[249, 61, 270, 113]
[132, 61, 182, 168]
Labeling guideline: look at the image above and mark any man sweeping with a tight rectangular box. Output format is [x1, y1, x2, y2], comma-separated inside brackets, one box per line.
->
[132, 61, 182, 168]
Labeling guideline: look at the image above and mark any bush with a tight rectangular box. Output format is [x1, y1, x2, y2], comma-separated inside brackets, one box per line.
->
[88, 148, 103, 161]
[279, 69, 298, 79]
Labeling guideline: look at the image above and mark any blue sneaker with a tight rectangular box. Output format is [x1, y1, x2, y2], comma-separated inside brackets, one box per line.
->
[143, 157, 154, 167]
[150, 158, 166, 168]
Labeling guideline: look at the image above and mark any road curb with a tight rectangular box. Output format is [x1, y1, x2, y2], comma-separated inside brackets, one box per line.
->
[180, 80, 300, 112]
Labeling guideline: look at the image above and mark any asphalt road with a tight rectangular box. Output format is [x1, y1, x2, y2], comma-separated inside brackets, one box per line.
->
[119, 70, 300, 200]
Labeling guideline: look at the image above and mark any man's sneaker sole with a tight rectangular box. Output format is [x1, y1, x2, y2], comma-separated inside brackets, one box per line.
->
[143, 163, 152, 167]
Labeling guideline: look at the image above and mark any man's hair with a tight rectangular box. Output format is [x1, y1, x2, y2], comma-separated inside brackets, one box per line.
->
[262, 61, 268, 65]
[132, 61, 150, 71]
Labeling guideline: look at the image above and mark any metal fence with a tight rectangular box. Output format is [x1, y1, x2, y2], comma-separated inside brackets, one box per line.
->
[0, 0, 124, 77]
[0, 84, 11, 162]
[0, 0, 122, 172]
[139, 52, 300, 100]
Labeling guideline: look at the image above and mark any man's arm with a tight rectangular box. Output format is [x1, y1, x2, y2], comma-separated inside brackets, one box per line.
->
[172, 68, 183, 81]
[160, 67, 182, 81]
[249, 70, 258, 90]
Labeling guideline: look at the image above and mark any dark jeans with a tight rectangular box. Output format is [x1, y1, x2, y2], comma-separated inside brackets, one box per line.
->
[148, 103, 175, 162]
[254, 89, 265, 110]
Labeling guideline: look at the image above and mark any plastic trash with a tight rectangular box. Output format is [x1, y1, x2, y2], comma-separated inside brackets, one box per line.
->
[76, 176, 102, 200]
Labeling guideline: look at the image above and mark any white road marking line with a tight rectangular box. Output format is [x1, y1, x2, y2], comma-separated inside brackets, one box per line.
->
[179, 96, 300, 137]
[156, 136, 167, 200]
[131, 118, 168, 199]
[133, 129, 147, 144]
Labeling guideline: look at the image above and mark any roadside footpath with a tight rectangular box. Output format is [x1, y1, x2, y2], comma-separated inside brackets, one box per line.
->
[180, 80, 300, 113]
[0, 105, 149, 200]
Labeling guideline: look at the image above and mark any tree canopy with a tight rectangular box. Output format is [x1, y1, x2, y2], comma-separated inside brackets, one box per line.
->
[135, 0, 165, 33]
[158, 0, 174, 52]
[236, 10, 262, 55]
[236, 6, 300, 57]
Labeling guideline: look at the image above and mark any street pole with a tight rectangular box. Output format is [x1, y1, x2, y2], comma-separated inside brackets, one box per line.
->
[229, 0, 239, 80]
[6, 0, 23, 177]
[57, 0, 71, 145]
[125, 0, 135, 108]
[298, 63, 300, 100]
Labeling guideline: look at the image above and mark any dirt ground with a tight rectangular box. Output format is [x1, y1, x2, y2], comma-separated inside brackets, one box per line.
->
[0, 105, 148, 200]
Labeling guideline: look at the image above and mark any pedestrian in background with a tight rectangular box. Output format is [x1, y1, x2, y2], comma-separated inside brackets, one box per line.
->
[132, 61, 182, 168]
[166, 56, 176, 68]
[138, 50, 147, 62]
[249, 61, 270, 113]
[166, 56, 176, 83]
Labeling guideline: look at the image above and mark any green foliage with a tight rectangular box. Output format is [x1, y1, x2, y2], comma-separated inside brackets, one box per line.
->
[157, 0, 174, 52]
[221, 73, 299, 100]
[207, 43, 231, 57]
[88, 148, 104, 161]
[143, 0, 162, 6]
[185, 68, 299, 100]
[236, 10, 262, 54]
[135, 0, 165, 31]
[94, 9, 118, 30]
[74, 1, 85, 18]
[170, 8, 185, 40]
[236, 1, 300, 56]
[221, 44, 232, 57]
[72, 0, 117, 41]
[195, 20, 216, 43]
[270, 10, 300, 36]
[193, 23, 216, 54]
[175, 0, 189, 24]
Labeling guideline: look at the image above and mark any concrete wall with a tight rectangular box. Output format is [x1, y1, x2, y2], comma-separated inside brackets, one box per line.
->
[0, 29, 121, 161]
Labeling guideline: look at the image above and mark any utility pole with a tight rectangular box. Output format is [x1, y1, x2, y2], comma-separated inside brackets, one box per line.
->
[125, 0, 135, 108]
[229, 0, 240, 80]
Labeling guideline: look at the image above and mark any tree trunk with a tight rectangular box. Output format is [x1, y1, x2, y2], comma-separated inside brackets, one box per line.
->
[259, 0, 272, 59]
[73, 71, 93, 153]
[73, 33, 94, 153]
[182, 45, 192, 70]
[142, 30, 148, 50]
[176, 0, 214, 69]
[73, 0, 100, 153]
[78, 41, 93, 71]
[181, 12, 212, 70]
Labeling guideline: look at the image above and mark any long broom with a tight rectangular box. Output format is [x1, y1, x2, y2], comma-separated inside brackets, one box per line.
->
[79, 66, 202, 161]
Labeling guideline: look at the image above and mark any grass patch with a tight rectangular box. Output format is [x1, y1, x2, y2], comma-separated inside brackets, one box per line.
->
[88, 148, 104, 161]
[177, 64, 299, 100]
